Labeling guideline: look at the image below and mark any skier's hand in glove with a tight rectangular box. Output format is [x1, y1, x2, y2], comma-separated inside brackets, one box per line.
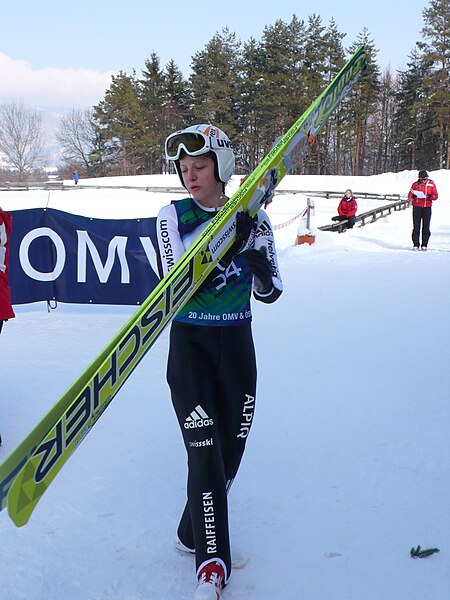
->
[219, 211, 255, 267]
[242, 247, 273, 293]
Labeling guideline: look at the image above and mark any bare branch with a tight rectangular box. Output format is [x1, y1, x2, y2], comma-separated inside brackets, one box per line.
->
[57, 108, 97, 171]
[0, 99, 47, 180]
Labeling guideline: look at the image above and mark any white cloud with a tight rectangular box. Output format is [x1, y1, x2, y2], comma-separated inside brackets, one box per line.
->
[0, 52, 115, 109]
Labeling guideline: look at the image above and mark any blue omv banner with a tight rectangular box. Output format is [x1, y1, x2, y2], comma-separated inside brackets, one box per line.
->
[9, 208, 160, 305]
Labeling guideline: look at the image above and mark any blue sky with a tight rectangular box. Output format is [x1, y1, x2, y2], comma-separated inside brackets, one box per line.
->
[0, 0, 430, 109]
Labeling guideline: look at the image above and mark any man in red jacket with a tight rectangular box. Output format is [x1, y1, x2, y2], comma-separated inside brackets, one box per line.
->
[408, 170, 438, 250]
[0, 207, 15, 334]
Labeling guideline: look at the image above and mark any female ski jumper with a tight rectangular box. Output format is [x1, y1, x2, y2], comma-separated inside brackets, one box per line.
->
[155, 196, 282, 583]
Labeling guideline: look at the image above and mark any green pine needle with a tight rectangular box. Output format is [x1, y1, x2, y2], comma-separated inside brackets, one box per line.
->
[410, 545, 440, 559]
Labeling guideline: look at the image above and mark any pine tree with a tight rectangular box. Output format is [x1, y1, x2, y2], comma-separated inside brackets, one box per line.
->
[189, 28, 242, 140]
[93, 72, 144, 175]
[256, 19, 293, 153]
[344, 30, 381, 174]
[139, 52, 167, 173]
[393, 46, 436, 171]
[393, 47, 422, 170]
[303, 15, 328, 103]
[286, 15, 307, 122]
[162, 60, 191, 132]
[372, 69, 398, 173]
[321, 19, 346, 174]
[420, 0, 450, 168]
[301, 15, 329, 174]
[238, 36, 267, 172]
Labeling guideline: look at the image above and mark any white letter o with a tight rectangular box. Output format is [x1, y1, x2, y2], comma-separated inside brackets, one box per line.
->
[19, 227, 66, 281]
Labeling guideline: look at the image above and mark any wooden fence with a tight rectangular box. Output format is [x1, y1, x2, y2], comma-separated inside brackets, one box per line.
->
[0, 181, 410, 234]
[318, 198, 411, 233]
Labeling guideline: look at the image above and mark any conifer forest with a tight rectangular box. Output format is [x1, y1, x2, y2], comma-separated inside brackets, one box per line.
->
[1, 1, 449, 180]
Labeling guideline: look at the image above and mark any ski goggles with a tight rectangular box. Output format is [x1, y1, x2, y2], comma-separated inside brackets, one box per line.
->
[165, 131, 211, 160]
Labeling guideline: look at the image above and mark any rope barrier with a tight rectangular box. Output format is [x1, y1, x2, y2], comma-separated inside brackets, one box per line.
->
[273, 207, 308, 230]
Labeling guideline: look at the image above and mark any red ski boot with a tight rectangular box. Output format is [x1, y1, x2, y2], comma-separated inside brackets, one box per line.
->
[194, 560, 225, 600]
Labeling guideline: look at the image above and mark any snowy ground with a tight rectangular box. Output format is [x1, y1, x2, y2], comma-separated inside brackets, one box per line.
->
[0, 170, 449, 599]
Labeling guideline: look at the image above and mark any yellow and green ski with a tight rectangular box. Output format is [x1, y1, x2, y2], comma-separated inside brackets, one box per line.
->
[0, 46, 366, 527]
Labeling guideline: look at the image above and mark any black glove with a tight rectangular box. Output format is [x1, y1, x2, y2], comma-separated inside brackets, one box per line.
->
[242, 247, 273, 293]
[411, 193, 417, 198]
[219, 211, 255, 267]
[426, 194, 432, 199]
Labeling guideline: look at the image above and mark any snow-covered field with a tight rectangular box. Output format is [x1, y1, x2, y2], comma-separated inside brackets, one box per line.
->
[0, 170, 449, 600]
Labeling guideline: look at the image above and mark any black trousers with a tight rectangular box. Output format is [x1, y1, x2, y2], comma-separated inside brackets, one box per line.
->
[412, 206, 432, 247]
[167, 321, 257, 579]
[332, 215, 356, 229]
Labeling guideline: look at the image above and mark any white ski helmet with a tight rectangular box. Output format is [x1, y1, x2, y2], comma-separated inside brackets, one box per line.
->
[165, 124, 235, 188]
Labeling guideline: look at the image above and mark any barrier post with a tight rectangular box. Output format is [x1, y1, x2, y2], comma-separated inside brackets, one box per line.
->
[297, 197, 316, 245]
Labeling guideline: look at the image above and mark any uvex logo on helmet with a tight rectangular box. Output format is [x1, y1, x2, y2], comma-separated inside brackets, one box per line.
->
[201, 125, 233, 149]
[216, 138, 233, 149]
